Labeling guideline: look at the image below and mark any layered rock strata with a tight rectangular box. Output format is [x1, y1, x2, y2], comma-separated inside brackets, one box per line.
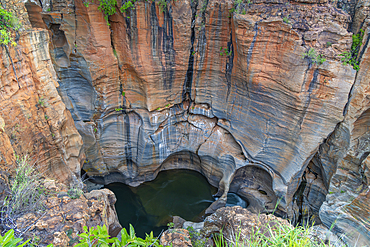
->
[0, 27, 84, 184]
[14, 179, 121, 246]
[1, 0, 367, 244]
[23, 0, 368, 219]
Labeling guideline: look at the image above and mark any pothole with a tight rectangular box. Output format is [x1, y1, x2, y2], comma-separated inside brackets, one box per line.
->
[104, 169, 248, 237]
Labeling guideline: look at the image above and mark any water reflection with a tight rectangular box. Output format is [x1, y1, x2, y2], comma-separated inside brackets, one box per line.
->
[105, 169, 217, 237]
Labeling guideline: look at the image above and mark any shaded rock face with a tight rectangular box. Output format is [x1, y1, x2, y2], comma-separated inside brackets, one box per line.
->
[316, 16, 370, 245]
[23, 0, 369, 220]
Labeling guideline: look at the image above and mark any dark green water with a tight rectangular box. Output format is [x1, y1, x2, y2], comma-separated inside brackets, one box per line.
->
[105, 169, 217, 237]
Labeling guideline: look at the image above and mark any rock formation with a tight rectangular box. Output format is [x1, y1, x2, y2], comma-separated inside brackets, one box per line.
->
[0, 0, 369, 245]
[14, 179, 121, 246]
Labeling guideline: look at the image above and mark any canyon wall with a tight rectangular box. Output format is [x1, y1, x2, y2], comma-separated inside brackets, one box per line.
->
[0, 0, 369, 245]
[0, 19, 84, 184]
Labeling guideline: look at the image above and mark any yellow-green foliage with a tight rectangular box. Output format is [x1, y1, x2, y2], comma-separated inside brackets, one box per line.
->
[214, 220, 330, 247]
[0, 7, 20, 46]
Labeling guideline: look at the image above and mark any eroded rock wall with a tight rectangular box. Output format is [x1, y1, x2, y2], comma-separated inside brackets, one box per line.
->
[0, 27, 84, 184]
[316, 12, 370, 245]
[22, 0, 365, 218]
[18, 0, 370, 243]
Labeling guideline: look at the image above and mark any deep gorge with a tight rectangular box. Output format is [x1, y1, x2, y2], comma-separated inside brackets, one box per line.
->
[0, 0, 370, 246]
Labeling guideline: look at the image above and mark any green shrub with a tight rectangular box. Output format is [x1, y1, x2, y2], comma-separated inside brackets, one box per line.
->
[0, 229, 30, 247]
[75, 224, 163, 247]
[283, 16, 290, 24]
[187, 226, 206, 247]
[339, 29, 364, 71]
[302, 48, 326, 65]
[120, 0, 135, 13]
[38, 98, 45, 107]
[67, 187, 83, 199]
[75, 225, 114, 247]
[98, 0, 118, 24]
[158, 0, 167, 13]
[0, 6, 20, 46]
[0, 157, 45, 237]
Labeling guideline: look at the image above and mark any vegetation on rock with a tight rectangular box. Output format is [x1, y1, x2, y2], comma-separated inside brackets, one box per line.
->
[213, 221, 331, 247]
[0, 6, 20, 47]
[0, 229, 30, 247]
[302, 48, 326, 65]
[82, 0, 169, 24]
[76, 224, 164, 247]
[339, 29, 364, 71]
[0, 157, 45, 237]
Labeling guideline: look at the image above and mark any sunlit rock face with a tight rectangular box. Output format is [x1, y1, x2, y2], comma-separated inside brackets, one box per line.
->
[0, 28, 84, 184]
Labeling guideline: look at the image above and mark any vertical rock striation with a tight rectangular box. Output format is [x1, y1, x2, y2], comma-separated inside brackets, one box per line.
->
[17, 0, 370, 243]
[0, 28, 84, 184]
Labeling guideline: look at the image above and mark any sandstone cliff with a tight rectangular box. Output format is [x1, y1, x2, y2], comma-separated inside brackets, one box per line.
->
[0, 0, 369, 245]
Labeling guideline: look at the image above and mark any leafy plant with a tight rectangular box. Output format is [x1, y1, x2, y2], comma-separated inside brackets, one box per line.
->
[75, 225, 114, 247]
[187, 226, 206, 247]
[38, 98, 45, 107]
[0, 6, 20, 46]
[67, 188, 83, 199]
[326, 41, 332, 47]
[283, 16, 290, 24]
[167, 222, 174, 229]
[122, 91, 126, 97]
[76, 224, 163, 247]
[113, 224, 163, 246]
[339, 29, 364, 71]
[0, 229, 30, 247]
[115, 108, 123, 111]
[120, 0, 135, 14]
[45, 115, 49, 120]
[302, 48, 326, 65]
[220, 47, 232, 56]
[98, 0, 118, 24]
[158, 0, 167, 13]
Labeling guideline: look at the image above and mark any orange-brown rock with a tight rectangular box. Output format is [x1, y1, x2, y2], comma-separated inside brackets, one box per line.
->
[317, 19, 370, 246]
[14, 179, 121, 246]
[22, 0, 364, 217]
[11, 0, 370, 244]
[0, 29, 84, 184]
[160, 229, 193, 247]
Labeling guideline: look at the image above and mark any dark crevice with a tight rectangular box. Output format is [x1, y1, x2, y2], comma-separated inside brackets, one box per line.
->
[298, 68, 319, 129]
[182, 0, 199, 101]
[225, 30, 234, 102]
[161, 3, 175, 90]
[292, 172, 307, 226]
[246, 22, 258, 73]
